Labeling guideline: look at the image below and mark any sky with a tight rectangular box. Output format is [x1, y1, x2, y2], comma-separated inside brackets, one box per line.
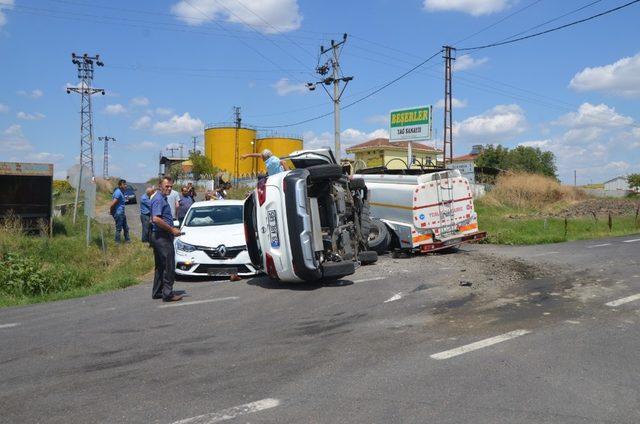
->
[0, 0, 639, 184]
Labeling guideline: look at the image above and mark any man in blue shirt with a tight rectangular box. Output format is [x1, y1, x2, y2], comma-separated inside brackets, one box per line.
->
[177, 186, 194, 225]
[109, 179, 130, 243]
[241, 149, 287, 176]
[139, 186, 154, 243]
[150, 176, 183, 302]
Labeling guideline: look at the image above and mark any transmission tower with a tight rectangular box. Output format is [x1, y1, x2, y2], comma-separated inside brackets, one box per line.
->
[97, 136, 116, 179]
[307, 34, 353, 162]
[442, 46, 455, 165]
[67, 53, 105, 224]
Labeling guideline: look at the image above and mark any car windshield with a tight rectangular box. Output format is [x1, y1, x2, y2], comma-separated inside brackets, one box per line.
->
[184, 205, 243, 227]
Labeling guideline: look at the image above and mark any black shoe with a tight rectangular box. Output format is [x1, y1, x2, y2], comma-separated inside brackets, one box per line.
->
[152, 294, 163, 299]
[163, 294, 183, 302]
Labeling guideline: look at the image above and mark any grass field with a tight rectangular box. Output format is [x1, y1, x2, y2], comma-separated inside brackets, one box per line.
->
[0, 213, 153, 308]
[476, 202, 640, 245]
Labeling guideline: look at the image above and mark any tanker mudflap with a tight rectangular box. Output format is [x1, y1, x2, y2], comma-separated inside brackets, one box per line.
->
[419, 231, 486, 253]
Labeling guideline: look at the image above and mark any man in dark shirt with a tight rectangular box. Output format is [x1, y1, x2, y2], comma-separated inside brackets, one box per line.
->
[140, 186, 154, 243]
[177, 186, 194, 226]
[150, 177, 183, 302]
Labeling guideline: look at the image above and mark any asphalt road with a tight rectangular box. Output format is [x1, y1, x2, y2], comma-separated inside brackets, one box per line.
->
[1, 235, 640, 423]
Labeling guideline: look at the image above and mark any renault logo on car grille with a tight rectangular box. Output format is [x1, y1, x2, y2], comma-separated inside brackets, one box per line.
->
[216, 245, 227, 257]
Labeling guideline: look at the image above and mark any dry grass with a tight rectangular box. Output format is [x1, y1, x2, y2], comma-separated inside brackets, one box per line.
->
[483, 172, 586, 210]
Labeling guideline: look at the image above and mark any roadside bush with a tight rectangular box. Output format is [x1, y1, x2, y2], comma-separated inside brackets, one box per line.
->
[0, 253, 51, 296]
[483, 172, 585, 210]
[53, 180, 73, 194]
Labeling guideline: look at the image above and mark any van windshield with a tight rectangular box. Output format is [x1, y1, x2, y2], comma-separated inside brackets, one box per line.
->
[184, 205, 243, 227]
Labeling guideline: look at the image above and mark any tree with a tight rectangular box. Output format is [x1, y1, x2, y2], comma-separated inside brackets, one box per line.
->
[189, 152, 218, 180]
[475, 144, 557, 178]
[628, 173, 640, 191]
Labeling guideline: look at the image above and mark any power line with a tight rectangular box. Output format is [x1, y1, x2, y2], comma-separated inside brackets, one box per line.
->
[256, 49, 443, 129]
[453, 0, 545, 45]
[458, 0, 640, 51]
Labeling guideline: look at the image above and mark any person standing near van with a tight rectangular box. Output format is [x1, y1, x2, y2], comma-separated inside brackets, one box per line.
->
[140, 186, 154, 243]
[177, 186, 194, 226]
[150, 177, 182, 302]
[241, 149, 287, 176]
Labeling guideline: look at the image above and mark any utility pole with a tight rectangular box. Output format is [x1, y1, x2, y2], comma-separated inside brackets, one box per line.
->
[574, 170, 577, 186]
[191, 136, 199, 155]
[97, 136, 116, 179]
[67, 52, 105, 224]
[179, 144, 184, 159]
[233, 106, 241, 186]
[307, 33, 353, 162]
[166, 146, 180, 157]
[443, 46, 455, 166]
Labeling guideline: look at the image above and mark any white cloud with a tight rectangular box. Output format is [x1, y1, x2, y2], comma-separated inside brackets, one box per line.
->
[435, 98, 468, 109]
[1, 124, 33, 154]
[153, 112, 204, 135]
[423, 0, 511, 16]
[25, 152, 64, 162]
[569, 53, 640, 98]
[4, 123, 24, 138]
[171, 0, 302, 33]
[554, 103, 634, 128]
[0, 103, 8, 113]
[0, 0, 14, 28]
[17, 111, 46, 121]
[155, 107, 173, 116]
[454, 55, 488, 71]
[518, 139, 550, 148]
[126, 141, 159, 151]
[17, 89, 43, 99]
[365, 114, 389, 125]
[604, 161, 630, 171]
[132, 116, 152, 130]
[131, 96, 150, 106]
[272, 78, 307, 96]
[454, 104, 527, 143]
[104, 104, 127, 115]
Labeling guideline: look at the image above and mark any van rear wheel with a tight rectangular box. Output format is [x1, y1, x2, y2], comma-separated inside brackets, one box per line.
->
[357, 250, 378, 265]
[307, 164, 343, 181]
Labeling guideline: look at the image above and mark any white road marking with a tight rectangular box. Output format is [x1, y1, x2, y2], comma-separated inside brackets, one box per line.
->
[606, 294, 640, 307]
[531, 251, 560, 257]
[0, 323, 20, 329]
[352, 277, 386, 284]
[430, 329, 531, 360]
[172, 398, 280, 424]
[623, 238, 640, 243]
[587, 243, 612, 249]
[565, 320, 580, 324]
[158, 297, 239, 309]
[384, 293, 403, 303]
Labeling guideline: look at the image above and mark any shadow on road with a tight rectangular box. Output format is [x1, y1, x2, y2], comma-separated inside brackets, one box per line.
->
[245, 276, 354, 290]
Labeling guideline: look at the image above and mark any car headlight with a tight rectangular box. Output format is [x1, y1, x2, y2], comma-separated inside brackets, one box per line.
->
[176, 240, 197, 252]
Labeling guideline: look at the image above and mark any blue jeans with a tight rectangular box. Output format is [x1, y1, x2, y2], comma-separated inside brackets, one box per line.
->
[114, 212, 130, 243]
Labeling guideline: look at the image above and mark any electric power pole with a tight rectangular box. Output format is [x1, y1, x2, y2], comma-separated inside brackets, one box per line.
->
[191, 136, 199, 155]
[443, 46, 456, 166]
[67, 53, 105, 224]
[97, 136, 116, 179]
[307, 33, 353, 162]
[233, 106, 241, 186]
[166, 146, 180, 157]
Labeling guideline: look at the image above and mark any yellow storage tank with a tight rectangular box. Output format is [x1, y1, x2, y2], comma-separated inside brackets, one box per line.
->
[204, 126, 258, 177]
[256, 136, 303, 173]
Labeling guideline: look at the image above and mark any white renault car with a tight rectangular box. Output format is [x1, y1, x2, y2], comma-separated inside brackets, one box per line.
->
[175, 200, 258, 278]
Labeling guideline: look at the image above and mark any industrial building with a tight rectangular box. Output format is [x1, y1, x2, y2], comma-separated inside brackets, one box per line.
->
[204, 124, 303, 179]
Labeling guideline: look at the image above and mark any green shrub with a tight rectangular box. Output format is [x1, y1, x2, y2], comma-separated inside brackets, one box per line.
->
[0, 253, 51, 296]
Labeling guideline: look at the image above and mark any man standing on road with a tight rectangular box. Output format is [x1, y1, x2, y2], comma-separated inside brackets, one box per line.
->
[241, 149, 287, 176]
[177, 186, 194, 226]
[109, 179, 130, 243]
[140, 186, 154, 243]
[166, 185, 180, 221]
[150, 177, 183, 302]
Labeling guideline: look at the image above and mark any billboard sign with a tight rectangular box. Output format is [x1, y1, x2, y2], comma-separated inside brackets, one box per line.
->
[389, 105, 432, 143]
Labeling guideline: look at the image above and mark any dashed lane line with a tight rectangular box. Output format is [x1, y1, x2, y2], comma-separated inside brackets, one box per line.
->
[623, 238, 640, 243]
[0, 323, 20, 329]
[586, 243, 612, 249]
[430, 329, 531, 360]
[158, 297, 239, 309]
[384, 293, 403, 303]
[352, 277, 386, 284]
[171, 398, 280, 424]
[605, 293, 640, 307]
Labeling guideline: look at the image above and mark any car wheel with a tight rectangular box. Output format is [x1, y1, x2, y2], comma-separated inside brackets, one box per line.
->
[307, 164, 343, 181]
[357, 250, 378, 265]
[321, 260, 356, 279]
[368, 219, 390, 254]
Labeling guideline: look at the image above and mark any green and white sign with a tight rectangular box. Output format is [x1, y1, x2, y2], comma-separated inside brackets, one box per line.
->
[389, 105, 432, 142]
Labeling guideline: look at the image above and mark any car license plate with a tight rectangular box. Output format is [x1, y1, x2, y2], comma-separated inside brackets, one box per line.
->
[207, 268, 236, 276]
[267, 210, 280, 248]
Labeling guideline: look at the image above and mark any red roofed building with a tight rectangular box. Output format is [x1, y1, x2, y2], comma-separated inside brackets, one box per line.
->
[345, 138, 441, 170]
